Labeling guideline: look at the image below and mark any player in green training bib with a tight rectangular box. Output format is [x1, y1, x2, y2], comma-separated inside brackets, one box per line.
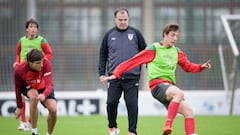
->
[103, 23, 211, 135]
[13, 19, 53, 133]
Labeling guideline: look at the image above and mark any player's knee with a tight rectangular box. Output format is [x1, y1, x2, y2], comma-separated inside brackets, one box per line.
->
[48, 106, 57, 115]
[29, 96, 39, 104]
[174, 90, 184, 101]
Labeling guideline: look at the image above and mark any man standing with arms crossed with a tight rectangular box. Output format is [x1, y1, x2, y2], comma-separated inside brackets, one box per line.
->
[98, 7, 147, 135]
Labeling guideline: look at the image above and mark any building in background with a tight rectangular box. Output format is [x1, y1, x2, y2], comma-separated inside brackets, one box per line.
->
[0, 0, 239, 91]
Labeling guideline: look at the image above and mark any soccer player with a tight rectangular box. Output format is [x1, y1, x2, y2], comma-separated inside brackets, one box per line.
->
[103, 23, 211, 135]
[13, 18, 53, 130]
[14, 49, 57, 135]
[98, 7, 147, 135]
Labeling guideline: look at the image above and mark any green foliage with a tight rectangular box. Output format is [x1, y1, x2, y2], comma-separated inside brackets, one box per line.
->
[0, 115, 239, 135]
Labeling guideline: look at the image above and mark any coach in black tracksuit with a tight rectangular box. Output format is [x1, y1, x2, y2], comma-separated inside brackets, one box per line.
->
[98, 8, 147, 135]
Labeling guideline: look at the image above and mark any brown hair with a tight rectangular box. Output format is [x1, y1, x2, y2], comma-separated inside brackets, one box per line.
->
[27, 49, 44, 62]
[25, 18, 39, 29]
[162, 23, 180, 37]
[114, 7, 129, 17]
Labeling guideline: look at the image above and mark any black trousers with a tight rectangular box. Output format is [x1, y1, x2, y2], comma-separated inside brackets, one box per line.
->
[106, 78, 139, 134]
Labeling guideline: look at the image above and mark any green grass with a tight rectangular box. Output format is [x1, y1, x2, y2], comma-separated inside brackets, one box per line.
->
[0, 115, 239, 135]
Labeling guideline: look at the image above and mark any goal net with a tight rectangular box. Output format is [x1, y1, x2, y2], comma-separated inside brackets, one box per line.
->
[218, 15, 240, 114]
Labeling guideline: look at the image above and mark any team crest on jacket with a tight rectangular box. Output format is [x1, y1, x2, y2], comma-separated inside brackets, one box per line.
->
[128, 33, 134, 40]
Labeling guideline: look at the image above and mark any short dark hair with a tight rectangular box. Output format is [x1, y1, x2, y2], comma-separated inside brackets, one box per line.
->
[114, 7, 129, 17]
[27, 49, 44, 62]
[162, 23, 180, 37]
[25, 18, 39, 29]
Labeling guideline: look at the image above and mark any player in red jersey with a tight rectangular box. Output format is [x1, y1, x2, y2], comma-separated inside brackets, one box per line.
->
[13, 18, 53, 131]
[14, 49, 57, 135]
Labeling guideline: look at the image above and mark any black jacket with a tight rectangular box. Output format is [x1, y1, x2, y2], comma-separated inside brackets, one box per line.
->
[98, 26, 147, 79]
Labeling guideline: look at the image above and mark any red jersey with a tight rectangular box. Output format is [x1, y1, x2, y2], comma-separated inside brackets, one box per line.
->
[113, 47, 203, 91]
[14, 59, 53, 108]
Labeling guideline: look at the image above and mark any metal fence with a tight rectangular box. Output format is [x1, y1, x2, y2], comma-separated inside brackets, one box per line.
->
[1, 0, 239, 91]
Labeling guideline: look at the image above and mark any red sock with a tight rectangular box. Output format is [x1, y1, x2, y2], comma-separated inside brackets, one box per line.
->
[185, 118, 195, 135]
[21, 101, 26, 122]
[165, 101, 180, 127]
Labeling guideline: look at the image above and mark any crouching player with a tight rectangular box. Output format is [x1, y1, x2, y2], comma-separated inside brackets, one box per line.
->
[14, 49, 57, 135]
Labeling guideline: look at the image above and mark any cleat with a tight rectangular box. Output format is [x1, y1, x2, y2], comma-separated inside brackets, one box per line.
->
[24, 122, 32, 131]
[116, 128, 120, 134]
[18, 121, 25, 130]
[162, 126, 172, 135]
[109, 128, 120, 135]
[32, 133, 38, 135]
[18, 121, 32, 131]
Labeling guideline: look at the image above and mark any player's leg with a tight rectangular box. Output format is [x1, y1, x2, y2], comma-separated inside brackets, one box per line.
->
[106, 79, 122, 135]
[164, 85, 184, 131]
[21, 95, 26, 122]
[18, 95, 32, 131]
[27, 89, 40, 135]
[18, 95, 26, 130]
[151, 83, 183, 135]
[123, 79, 139, 135]
[178, 100, 197, 135]
[43, 98, 57, 135]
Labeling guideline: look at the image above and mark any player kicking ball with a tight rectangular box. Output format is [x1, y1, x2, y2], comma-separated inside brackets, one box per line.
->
[103, 23, 211, 135]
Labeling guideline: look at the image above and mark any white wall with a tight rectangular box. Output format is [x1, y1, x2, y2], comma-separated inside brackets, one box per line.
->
[0, 89, 240, 116]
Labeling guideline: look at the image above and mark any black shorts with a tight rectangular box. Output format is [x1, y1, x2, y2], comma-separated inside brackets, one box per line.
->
[22, 86, 56, 107]
[151, 82, 172, 109]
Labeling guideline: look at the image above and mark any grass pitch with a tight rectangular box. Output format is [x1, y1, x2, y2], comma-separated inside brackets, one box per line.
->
[0, 115, 239, 135]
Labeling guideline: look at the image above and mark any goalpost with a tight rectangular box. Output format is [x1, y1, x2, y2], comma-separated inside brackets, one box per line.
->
[218, 15, 240, 115]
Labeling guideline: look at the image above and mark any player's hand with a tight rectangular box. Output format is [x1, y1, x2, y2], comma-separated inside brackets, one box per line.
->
[201, 60, 211, 70]
[38, 94, 46, 101]
[99, 75, 107, 84]
[99, 75, 117, 84]
[104, 75, 117, 81]
[15, 108, 23, 119]
[13, 62, 19, 68]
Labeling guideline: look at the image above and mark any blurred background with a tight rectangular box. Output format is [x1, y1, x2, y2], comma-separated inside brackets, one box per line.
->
[0, 0, 239, 92]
